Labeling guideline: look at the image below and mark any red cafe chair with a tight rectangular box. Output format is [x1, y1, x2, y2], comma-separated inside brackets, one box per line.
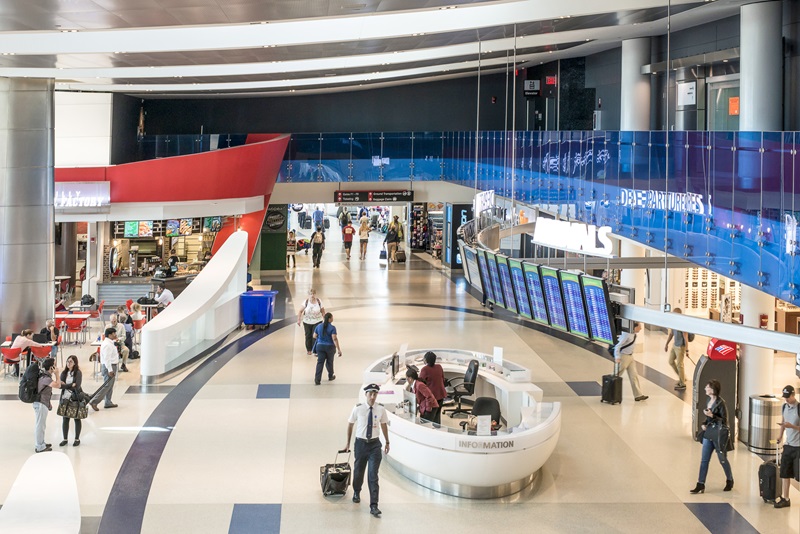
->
[1, 347, 22, 378]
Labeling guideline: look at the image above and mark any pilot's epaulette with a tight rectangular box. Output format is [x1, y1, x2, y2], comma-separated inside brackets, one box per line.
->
[355, 403, 363, 407]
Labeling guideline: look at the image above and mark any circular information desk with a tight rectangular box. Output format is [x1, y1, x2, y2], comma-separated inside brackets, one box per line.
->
[361, 348, 561, 498]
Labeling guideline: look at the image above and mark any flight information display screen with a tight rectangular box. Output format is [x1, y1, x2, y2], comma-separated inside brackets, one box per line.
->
[484, 251, 506, 309]
[539, 266, 568, 331]
[522, 262, 549, 325]
[559, 271, 590, 338]
[475, 249, 496, 304]
[462, 246, 483, 293]
[495, 255, 517, 314]
[581, 275, 617, 345]
[508, 259, 532, 319]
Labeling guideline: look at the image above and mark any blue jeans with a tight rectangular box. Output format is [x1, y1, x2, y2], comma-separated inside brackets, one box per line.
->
[698, 437, 733, 484]
[314, 345, 335, 383]
[353, 438, 383, 506]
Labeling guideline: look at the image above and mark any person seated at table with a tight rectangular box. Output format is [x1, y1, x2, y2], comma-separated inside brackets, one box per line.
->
[130, 302, 145, 322]
[55, 296, 67, 313]
[116, 305, 133, 325]
[154, 284, 174, 311]
[109, 314, 130, 373]
[10, 329, 45, 376]
[40, 319, 60, 358]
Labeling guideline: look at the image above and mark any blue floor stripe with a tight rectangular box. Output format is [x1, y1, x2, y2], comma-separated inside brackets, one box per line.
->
[96, 321, 291, 534]
[567, 381, 602, 396]
[684, 503, 759, 534]
[229, 504, 281, 534]
[256, 384, 291, 399]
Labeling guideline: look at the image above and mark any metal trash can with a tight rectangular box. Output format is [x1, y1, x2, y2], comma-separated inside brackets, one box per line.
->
[748, 394, 783, 454]
[240, 290, 278, 328]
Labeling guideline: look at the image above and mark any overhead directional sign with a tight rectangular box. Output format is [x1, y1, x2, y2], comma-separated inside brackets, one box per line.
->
[334, 190, 414, 203]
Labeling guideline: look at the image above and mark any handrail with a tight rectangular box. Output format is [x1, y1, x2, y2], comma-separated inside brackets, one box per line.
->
[139, 231, 247, 384]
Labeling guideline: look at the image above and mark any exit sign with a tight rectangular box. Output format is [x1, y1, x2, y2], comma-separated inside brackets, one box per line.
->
[545, 75, 557, 86]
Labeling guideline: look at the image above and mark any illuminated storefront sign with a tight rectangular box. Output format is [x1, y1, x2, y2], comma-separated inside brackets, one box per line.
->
[618, 188, 707, 215]
[55, 182, 110, 210]
[532, 218, 614, 258]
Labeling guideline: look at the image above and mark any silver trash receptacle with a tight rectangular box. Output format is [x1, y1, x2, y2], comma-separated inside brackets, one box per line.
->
[748, 394, 783, 454]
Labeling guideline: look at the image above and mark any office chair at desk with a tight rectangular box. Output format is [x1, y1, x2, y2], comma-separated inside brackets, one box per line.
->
[444, 359, 479, 418]
[460, 397, 502, 432]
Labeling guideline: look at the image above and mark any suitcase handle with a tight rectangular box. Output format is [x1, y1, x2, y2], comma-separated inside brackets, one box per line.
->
[335, 449, 352, 464]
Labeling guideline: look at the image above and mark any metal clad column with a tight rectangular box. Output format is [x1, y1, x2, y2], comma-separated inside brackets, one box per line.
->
[620, 38, 651, 130]
[0, 78, 55, 336]
[737, 1, 782, 443]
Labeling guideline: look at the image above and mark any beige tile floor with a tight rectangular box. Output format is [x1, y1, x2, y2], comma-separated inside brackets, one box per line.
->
[0, 227, 799, 533]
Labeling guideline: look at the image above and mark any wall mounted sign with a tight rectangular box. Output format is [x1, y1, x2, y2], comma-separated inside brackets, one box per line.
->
[523, 79, 541, 97]
[677, 81, 697, 107]
[55, 181, 110, 211]
[728, 96, 740, 116]
[334, 190, 413, 203]
[532, 218, 614, 258]
[545, 75, 557, 86]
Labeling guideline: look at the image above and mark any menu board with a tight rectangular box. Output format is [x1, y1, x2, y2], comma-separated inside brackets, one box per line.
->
[165, 219, 180, 237]
[179, 218, 193, 236]
[138, 221, 153, 237]
[559, 271, 590, 339]
[507, 259, 532, 319]
[484, 252, 506, 309]
[463, 246, 483, 293]
[522, 263, 549, 325]
[539, 266, 568, 331]
[495, 255, 517, 314]
[203, 216, 222, 232]
[124, 221, 139, 238]
[475, 249, 496, 304]
[581, 275, 617, 345]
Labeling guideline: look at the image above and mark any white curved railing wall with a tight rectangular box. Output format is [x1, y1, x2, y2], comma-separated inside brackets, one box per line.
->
[140, 231, 248, 384]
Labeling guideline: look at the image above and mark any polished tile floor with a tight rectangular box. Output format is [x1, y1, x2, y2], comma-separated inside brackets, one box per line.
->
[1, 226, 799, 533]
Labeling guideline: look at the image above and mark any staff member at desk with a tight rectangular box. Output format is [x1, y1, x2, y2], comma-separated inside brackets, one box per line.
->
[419, 351, 446, 423]
[406, 368, 439, 422]
[344, 384, 390, 518]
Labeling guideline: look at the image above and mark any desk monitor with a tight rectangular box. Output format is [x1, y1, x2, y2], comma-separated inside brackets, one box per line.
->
[495, 255, 517, 314]
[558, 271, 590, 339]
[507, 258, 532, 319]
[539, 266, 568, 332]
[475, 249, 497, 304]
[522, 263, 550, 326]
[484, 251, 506, 309]
[391, 353, 399, 378]
[403, 388, 417, 415]
[581, 274, 618, 345]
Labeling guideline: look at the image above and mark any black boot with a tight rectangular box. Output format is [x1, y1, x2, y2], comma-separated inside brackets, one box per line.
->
[689, 483, 705, 494]
[724, 480, 734, 491]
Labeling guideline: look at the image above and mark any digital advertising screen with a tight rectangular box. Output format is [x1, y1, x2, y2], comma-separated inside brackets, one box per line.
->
[137, 221, 153, 237]
[203, 216, 222, 232]
[581, 275, 617, 345]
[123, 221, 139, 238]
[539, 266, 568, 331]
[179, 218, 193, 236]
[484, 251, 506, 309]
[559, 271, 590, 339]
[507, 259, 532, 319]
[475, 249, 497, 304]
[165, 219, 180, 237]
[522, 262, 550, 325]
[495, 255, 518, 314]
[463, 246, 483, 294]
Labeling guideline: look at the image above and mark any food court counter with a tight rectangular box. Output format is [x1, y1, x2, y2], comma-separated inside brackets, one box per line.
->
[362, 348, 561, 498]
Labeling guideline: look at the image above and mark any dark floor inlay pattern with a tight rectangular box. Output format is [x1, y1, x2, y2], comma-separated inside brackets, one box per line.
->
[684, 503, 758, 534]
[256, 384, 291, 399]
[566, 381, 602, 396]
[125, 385, 176, 394]
[229, 504, 281, 534]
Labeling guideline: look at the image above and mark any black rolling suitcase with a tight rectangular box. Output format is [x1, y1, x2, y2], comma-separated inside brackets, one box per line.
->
[601, 362, 622, 404]
[396, 248, 406, 263]
[320, 450, 351, 496]
[759, 442, 780, 503]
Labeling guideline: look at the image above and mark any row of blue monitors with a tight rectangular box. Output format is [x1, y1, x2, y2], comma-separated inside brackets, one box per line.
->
[468, 246, 617, 346]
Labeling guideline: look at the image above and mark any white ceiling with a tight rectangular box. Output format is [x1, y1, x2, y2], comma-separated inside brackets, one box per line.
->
[0, 0, 745, 97]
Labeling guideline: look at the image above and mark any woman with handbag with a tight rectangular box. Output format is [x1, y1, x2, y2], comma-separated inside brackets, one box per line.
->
[297, 288, 325, 355]
[59, 355, 84, 447]
[690, 379, 734, 494]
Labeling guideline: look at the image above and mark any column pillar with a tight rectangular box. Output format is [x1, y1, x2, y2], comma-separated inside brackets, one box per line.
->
[619, 239, 645, 306]
[0, 78, 55, 336]
[738, 286, 775, 443]
[55, 222, 77, 285]
[620, 38, 651, 130]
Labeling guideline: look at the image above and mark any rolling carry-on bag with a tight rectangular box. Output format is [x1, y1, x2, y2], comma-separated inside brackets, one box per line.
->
[320, 450, 351, 496]
[601, 362, 622, 405]
[759, 441, 780, 503]
[323, 218, 330, 229]
[395, 248, 406, 263]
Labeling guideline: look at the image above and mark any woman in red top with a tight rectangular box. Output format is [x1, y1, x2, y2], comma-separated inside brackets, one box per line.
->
[418, 351, 447, 424]
[406, 368, 439, 422]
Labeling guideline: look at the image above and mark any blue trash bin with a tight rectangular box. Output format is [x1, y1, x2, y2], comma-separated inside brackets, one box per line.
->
[240, 290, 277, 328]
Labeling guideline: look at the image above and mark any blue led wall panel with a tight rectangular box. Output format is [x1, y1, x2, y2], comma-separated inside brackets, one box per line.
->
[522, 262, 550, 325]
[539, 266, 568, 331]
[484, 251, 506, 309]
[475, 249, 496, 304]
[495, 255, 518, 314]
[581, 275, 617, 345]
[508, 259, 532, 320]
[559, 271, 590, 339]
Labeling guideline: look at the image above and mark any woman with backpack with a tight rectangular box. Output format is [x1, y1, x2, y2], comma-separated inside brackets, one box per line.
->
[59, 355, 83, 447]
[297, 288, 325, 355]
[312, 313, 342, 385]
